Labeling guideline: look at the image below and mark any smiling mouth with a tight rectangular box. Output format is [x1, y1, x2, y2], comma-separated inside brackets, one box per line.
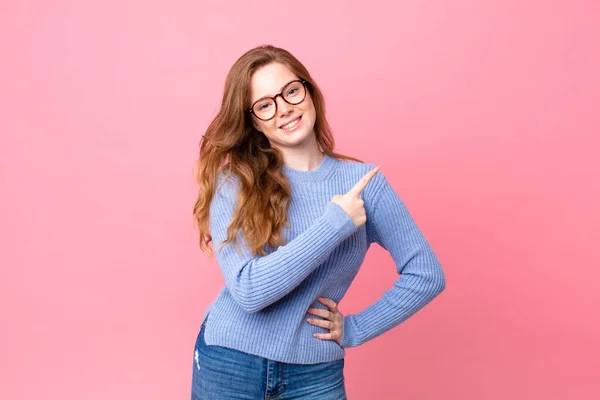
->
[280, 116, 302, 130]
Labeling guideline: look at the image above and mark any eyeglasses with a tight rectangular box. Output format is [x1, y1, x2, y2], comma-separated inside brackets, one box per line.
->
[249, 80, 307, 121]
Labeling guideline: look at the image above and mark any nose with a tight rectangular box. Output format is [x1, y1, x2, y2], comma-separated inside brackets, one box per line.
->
[275, 95, 293, 116]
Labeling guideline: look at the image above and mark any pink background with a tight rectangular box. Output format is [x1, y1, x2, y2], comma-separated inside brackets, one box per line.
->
[1, 1, 598, 399]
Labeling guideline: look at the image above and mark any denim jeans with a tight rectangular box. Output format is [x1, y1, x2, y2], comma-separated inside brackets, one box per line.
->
[191, 314, 347, 399]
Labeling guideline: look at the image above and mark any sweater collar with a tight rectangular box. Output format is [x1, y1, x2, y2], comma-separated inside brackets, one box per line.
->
[282, 153, 337, 183]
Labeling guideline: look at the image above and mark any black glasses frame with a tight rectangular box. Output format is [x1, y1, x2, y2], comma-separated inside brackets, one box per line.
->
[248, 80, 308, 121]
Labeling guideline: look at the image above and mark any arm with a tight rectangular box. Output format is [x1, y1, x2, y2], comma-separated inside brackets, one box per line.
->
[209, 175, 358, 313]
[340, 171, 446, 348]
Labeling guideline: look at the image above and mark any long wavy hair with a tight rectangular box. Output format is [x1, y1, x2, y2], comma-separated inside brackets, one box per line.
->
[193, 45, 362, 258]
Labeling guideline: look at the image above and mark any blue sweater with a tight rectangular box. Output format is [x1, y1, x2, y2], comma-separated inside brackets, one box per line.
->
[200, 153, 446, 364]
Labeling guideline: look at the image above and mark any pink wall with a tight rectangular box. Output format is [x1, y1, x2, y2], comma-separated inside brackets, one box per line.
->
[1, 1, 598, 399]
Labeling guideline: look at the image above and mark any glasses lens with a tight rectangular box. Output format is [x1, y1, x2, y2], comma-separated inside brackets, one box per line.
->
[253, 98, 276, 120]
[283, 81, 306, 104]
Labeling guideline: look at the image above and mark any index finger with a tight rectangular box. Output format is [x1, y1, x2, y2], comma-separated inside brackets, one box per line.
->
[348, 166, 380, 197]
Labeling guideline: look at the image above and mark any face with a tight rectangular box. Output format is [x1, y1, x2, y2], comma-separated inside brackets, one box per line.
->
[249, 62, 317, 150]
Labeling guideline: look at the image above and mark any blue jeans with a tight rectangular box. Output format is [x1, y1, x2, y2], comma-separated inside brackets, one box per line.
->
[191, 314, 347, 399]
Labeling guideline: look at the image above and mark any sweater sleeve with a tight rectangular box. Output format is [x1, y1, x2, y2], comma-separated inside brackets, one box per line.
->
[339, 171, 446, 348]
[209, 174, 358, 313]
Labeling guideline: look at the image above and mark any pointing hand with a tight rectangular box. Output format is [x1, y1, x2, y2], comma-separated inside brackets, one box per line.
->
[330, 166, 380, 228]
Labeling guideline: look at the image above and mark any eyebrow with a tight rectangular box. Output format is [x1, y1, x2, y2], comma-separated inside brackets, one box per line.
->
[252, 79, 298, 104]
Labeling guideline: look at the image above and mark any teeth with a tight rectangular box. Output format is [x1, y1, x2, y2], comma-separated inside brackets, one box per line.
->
[282, 117, 300, 129]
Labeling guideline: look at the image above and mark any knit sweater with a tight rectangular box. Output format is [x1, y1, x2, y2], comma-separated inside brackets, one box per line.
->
[200, 153, 446, 364]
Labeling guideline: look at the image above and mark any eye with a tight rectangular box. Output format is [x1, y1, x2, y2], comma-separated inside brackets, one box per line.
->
[258, 102, 272, 111]
[287, 88, 298, 96]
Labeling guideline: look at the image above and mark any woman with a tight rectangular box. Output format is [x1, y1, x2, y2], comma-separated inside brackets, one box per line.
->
[191, 44, 446, 399]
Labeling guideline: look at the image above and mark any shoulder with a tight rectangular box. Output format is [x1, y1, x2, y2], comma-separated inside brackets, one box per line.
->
[209, 170, 243, 217]
[215, 169, 241, 198]
[334, 158, 390, 206]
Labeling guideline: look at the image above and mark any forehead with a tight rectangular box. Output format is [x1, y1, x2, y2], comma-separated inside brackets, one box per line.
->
[250, 62, 299, 103]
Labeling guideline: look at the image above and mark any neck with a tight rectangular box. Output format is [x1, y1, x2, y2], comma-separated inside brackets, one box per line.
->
[281, 151, 324, 172]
